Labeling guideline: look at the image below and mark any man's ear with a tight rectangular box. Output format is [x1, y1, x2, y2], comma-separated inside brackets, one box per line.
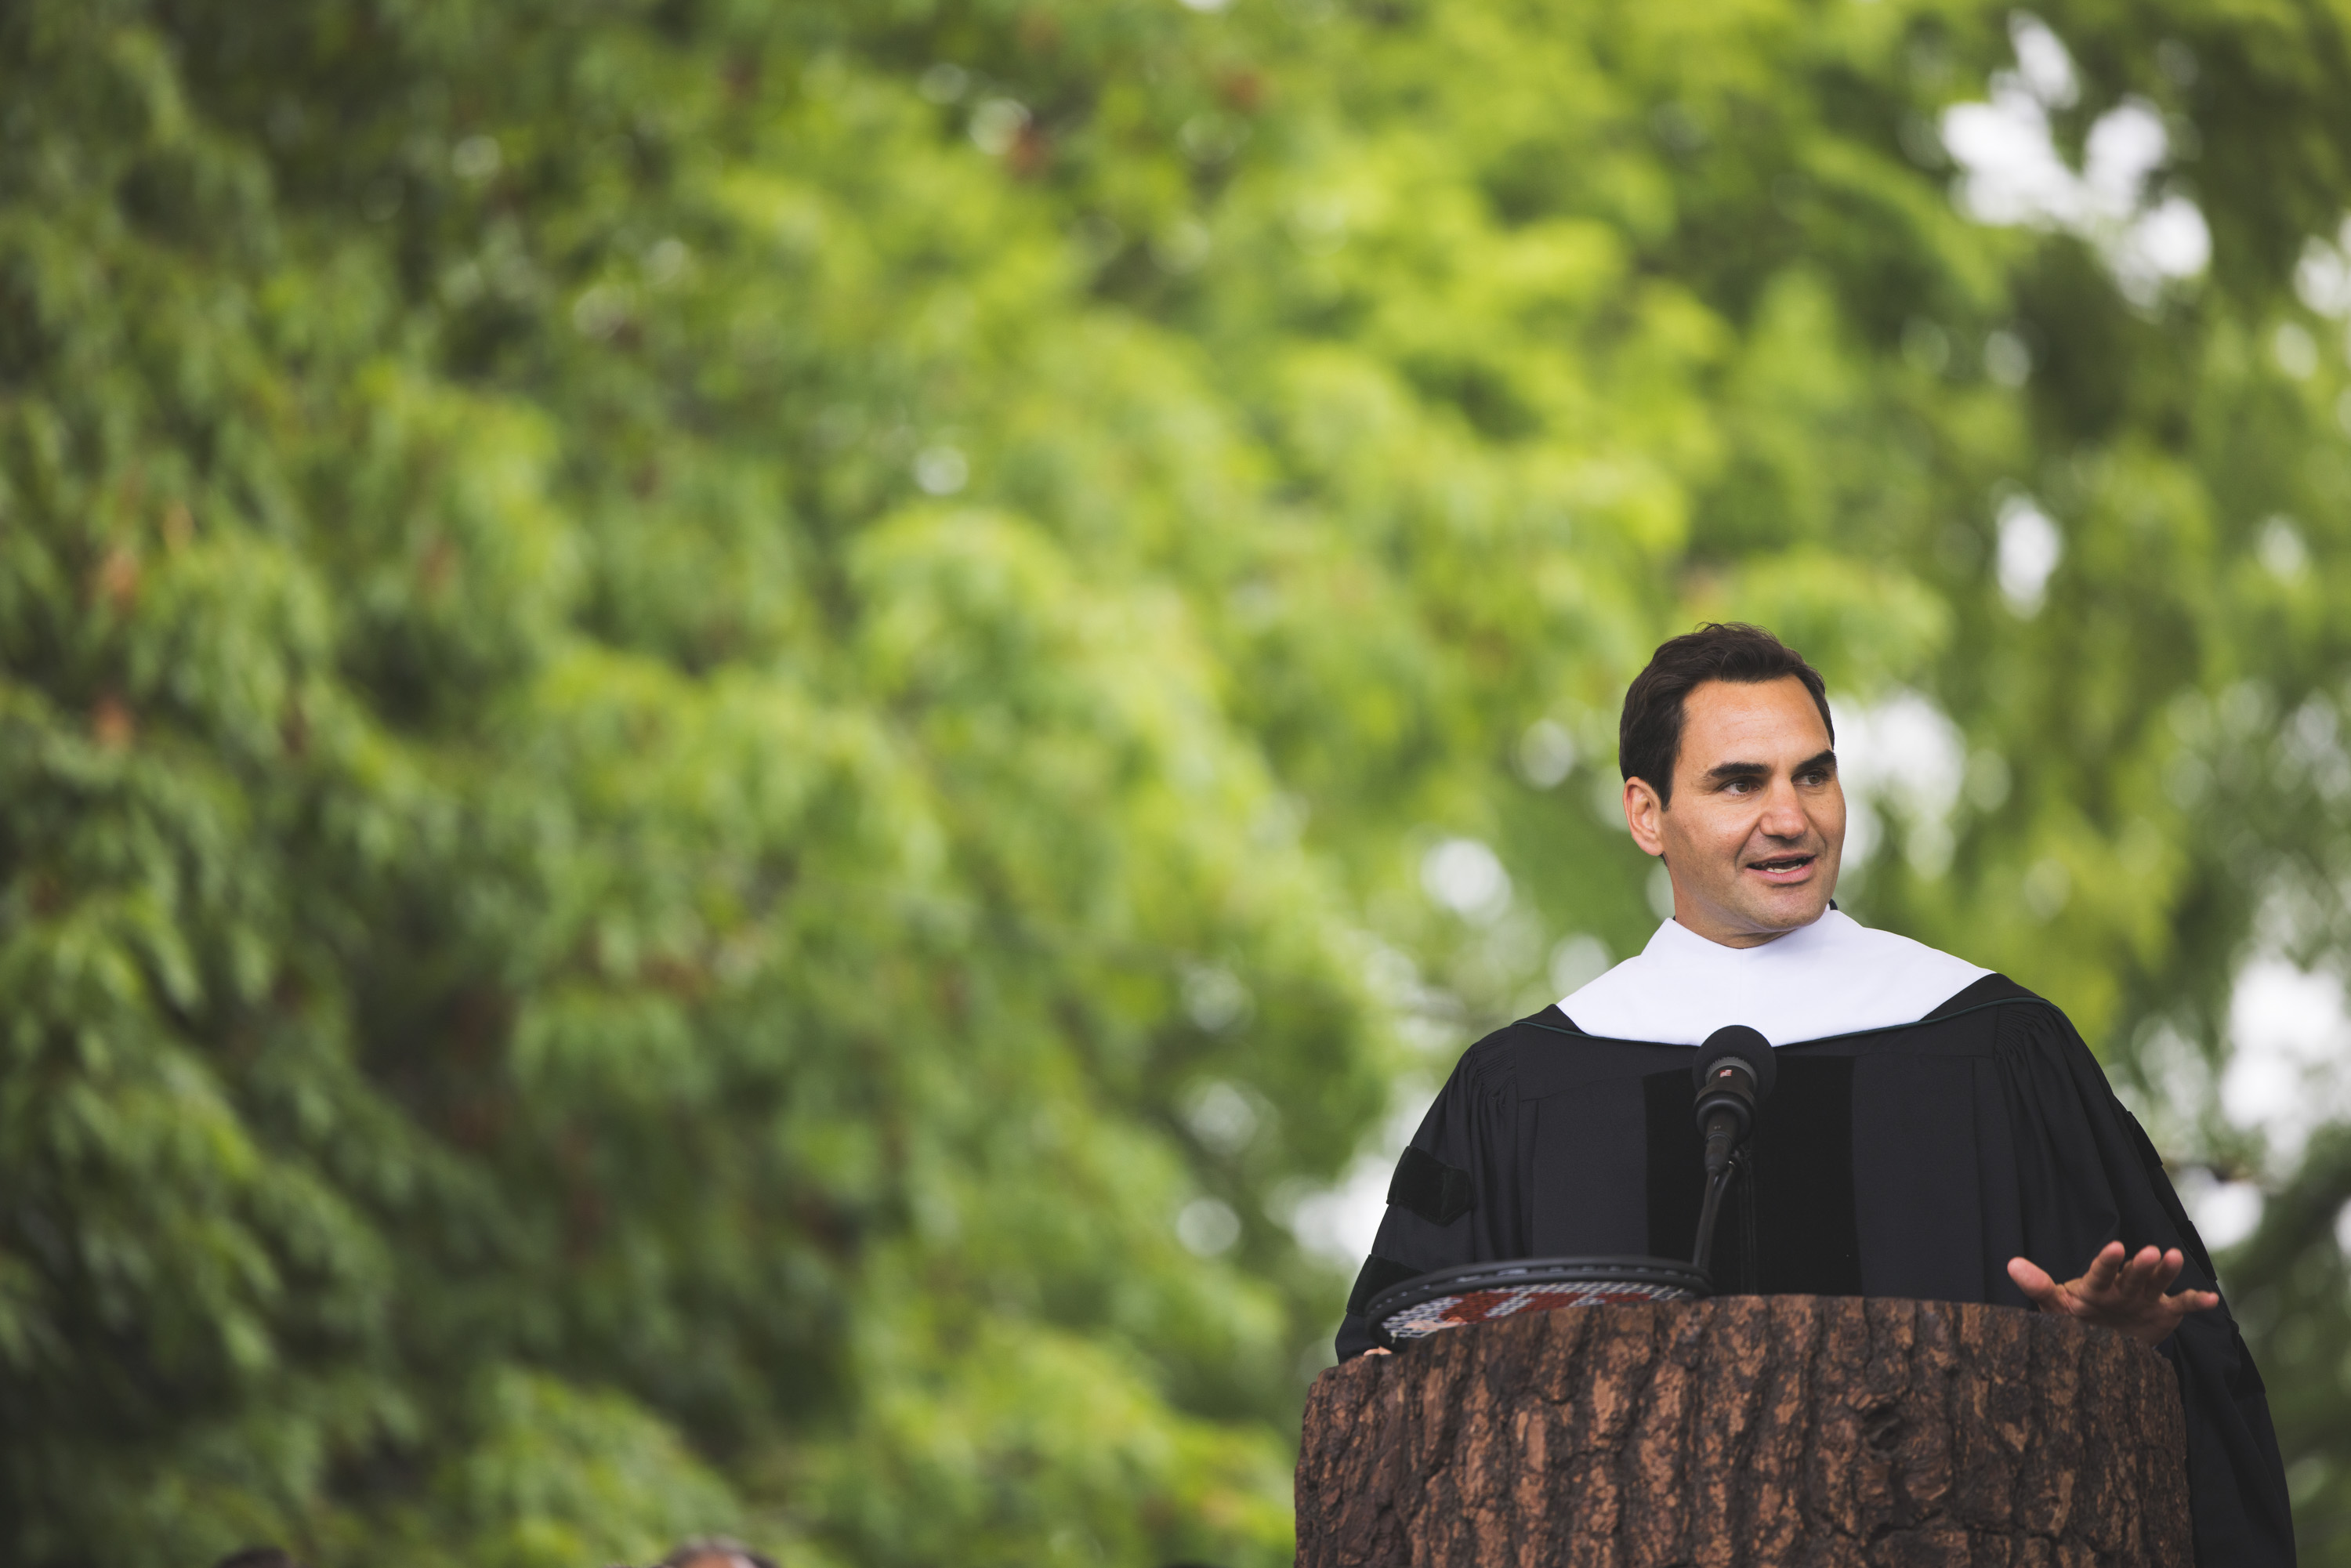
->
[1623, 777, 1668, 857]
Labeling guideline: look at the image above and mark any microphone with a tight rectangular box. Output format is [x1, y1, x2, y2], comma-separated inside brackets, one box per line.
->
[1692, 1025, 1776, 1177]
[1690, 1025, 1775, 1280]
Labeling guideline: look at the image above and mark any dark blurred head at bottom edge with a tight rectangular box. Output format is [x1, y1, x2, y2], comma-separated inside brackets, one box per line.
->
[660, 1538, 779, 1568]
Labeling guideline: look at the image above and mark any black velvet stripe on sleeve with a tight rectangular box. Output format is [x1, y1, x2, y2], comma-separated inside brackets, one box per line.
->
[1386, 1144, 1474, 1226]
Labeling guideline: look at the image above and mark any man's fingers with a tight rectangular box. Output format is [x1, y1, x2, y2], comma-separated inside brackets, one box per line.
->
[2120, 1247, 2190, 1303]
[2016, 1248, 2220, 1338]
[2088, 1243, 2193, 1304]
[2006, 1255, 2064, 1308]
[2110, 1250, 2146, 1296]
[2115, 1245, 2167, 1298]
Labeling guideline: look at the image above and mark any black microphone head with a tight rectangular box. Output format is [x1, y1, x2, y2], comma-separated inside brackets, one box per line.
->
[1692, 1024, 1777, 1106]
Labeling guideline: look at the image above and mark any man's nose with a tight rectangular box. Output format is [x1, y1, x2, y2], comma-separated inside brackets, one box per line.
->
[1759, 780, 1808, 838]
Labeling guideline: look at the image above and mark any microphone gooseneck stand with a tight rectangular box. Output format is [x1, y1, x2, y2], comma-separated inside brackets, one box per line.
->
[1690, 1148, 1743, 1280]
[1689, 1025, 1777, 1284]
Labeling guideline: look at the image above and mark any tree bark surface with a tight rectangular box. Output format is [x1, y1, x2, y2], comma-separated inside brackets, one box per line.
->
[1295, 1296, 2190, 1568]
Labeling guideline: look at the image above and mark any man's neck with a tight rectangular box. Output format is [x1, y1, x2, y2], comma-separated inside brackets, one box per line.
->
[1671, 911, 1824, 951]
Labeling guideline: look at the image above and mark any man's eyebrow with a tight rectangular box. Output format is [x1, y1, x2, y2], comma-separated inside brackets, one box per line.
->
[1700, 749, 1838, 782]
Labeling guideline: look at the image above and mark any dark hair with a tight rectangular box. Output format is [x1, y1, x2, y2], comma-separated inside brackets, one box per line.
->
[662, 1540, 780, 1568]
[1617, 623, 1832, 806]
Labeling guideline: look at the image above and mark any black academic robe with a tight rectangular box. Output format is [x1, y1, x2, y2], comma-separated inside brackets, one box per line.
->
[1336, 975, 2295, 1566]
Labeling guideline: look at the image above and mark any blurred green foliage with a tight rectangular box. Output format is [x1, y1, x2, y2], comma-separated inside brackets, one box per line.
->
[6, 0, 2351, 1562]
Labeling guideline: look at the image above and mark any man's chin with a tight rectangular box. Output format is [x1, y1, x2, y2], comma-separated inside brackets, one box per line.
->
[1733, 885, 1835, 934]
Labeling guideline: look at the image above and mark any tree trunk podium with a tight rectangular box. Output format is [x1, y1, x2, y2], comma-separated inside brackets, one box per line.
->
[1295, 1297, 2190, 1567]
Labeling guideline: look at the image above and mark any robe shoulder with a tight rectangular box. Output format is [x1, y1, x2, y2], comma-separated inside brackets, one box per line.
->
[1437, 1005, 1690, 1093]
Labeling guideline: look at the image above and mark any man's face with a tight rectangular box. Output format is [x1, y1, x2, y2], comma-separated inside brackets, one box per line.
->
[1621, 675, 1845, 947]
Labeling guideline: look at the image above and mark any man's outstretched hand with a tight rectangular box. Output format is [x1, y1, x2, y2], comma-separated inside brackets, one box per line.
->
[2007, 1241, 2220, 1347]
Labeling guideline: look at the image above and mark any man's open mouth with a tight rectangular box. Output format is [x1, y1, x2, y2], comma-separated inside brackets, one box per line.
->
[1747, 854, 1814, 875]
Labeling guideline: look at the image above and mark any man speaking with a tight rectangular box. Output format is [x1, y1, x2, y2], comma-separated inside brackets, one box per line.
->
[1336, 623, 2294, 1563]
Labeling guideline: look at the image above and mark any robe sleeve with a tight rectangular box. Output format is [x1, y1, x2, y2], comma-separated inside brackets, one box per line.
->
[1333, 1037, 1527, 1360]
[1993, 1000, 2295, 1566]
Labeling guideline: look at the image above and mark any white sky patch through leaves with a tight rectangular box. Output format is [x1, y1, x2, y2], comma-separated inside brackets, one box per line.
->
[1940, 15, 2209, 304]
